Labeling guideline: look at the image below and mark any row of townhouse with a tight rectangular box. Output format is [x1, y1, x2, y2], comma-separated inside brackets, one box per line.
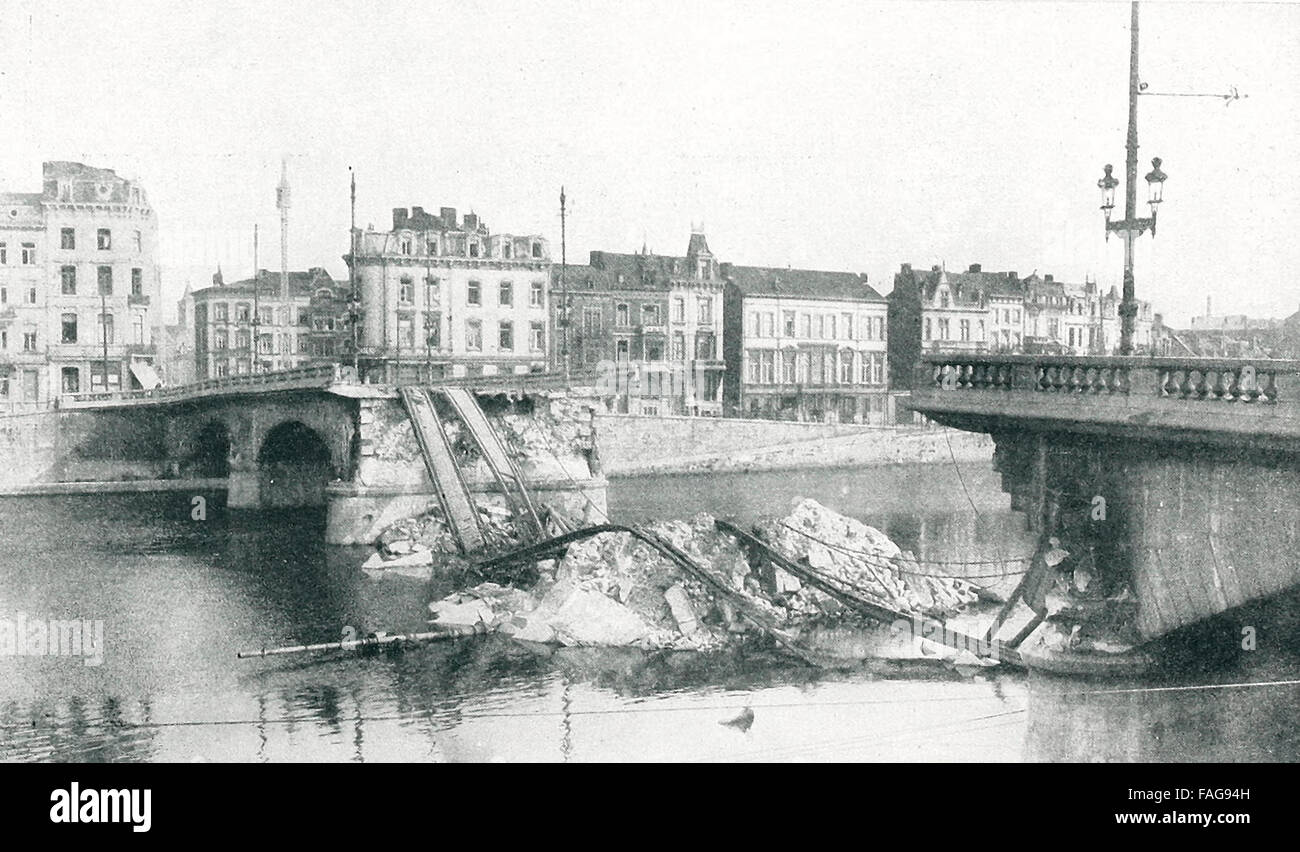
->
[888, 262, 1154, 390]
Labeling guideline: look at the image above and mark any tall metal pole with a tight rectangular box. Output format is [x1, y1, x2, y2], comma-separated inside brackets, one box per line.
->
[1118, 1, 1141, 356]
[560, 186, 569, 380]
[253, 223, 260, 372]
[100, 285, 109, 391]
[349, 168, 359, 375]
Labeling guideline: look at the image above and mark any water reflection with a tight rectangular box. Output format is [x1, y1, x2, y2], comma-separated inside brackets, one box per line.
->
[1, 466, 1297, 762]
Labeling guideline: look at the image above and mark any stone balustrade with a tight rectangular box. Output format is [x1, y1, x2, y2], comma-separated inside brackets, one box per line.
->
[911, 353, 1300, 449]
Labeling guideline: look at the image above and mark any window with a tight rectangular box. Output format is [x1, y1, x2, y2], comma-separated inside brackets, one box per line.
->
[828, 315, 837, 339]
[784, 311, 796, 337]
[127, 268, 143, 297]
[760, 351, 775, 384]
[671, 332, 685, 361]
[25, 286, 37, 304]
[960, 319, 970, 341]
[782, 351, 797, 383]
[61, 367, 80, 394]
[61, 266, 77, 295]
[467, 281, 481, 306]
[938, 318, 950, 340]
[99, 312, 114, 344]
[61, 228, 75, 250]
[0, 330, 5, 349]
[132, 315, 143, 345]
[214, 362, 229, 378]
[0, 287, 6, 303]
[529, 322, 544, 352]
[0, 242, 6, 263]
[214, 329, 228, 349]
[761, 313, 774, 338]
[840, 352, 854, 384]
[642, 304, 660, 325]
[746, 350, 760, 383]
[616, 303, 629, 327]
[235, 329, 250, 349]
[133, 231, 142, 252]
[427, 239, 438, 255]
[61, 313, 78, 344]
[749, 311, 760, 337]
[502, 242, 512, 259]
[499, 281, 513, 306]
[23, 331, 37, 352]
[259, 305, 273, 326]
[399, 276, 413, 303]
[530, 281, 544, 308]
[696, 296, 712, 324]
[616, 339, 629, 361]
[97, 229, 111, 250]
[842, 313, 853, 339]
[235, 303, 250, 322]
[672, 297, 685, 322]
[1048, 319, 1060, 339]
[465, 319, 482, 351]
[21, 243, 35, 265]
[469, 242, 480, 258]
[425, 276, 440, 304]
[400, 238, 412, 256]
[924, 318, 932, 341]
[531, 242, 542, 259]
[96, 266, 112, 295]
[800, 313, 811, 338]
[872, 353, 884, 385]
[582, 306, 602, 334]
[396, 317, 413, 350]
[498, 320, 514, 351]
[645, 339, 663, 360]
[695, 332, 715, 360]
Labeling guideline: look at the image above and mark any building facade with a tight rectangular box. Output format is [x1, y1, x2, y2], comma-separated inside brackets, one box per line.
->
[347, 206, 551, 381]
[553, 232, 725, 415]
[190, 267, 349, 380]
[723, 264, 889, 423]
[0, 162, 160, 407]
[889, 262, 1155, 394]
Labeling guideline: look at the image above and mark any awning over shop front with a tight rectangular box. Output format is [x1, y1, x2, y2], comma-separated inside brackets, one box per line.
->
[129, 360, 163, 390]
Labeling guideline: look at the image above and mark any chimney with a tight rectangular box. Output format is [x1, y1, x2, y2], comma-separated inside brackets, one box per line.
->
[440, 207, 457, 228]
[1009, 271, 1018, 282]
[901, 263, 912, 272]
[392, 208, 409, 230]
[1044, 274, 1054, 283]
[464, 213, 479, 230]
[968, 263, 981, 273]
[931, 264, 941, 273]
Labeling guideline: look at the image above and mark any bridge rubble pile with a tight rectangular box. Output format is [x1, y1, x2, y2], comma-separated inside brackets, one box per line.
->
[426, 499, 981, 654]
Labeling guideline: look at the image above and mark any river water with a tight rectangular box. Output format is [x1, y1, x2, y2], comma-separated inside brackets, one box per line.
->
[2, 462, 1299, 762]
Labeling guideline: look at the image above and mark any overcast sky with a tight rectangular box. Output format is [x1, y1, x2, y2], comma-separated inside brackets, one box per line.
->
[2, 0, 1296, 325]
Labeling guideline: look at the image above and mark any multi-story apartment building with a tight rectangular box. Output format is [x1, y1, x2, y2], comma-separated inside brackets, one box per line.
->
[0, 162, 160, 407]
[190, 267, 349, 379]
[723, 264, 889, 423]
[347, 206, 550, 381]
[553, 232, 725, 415]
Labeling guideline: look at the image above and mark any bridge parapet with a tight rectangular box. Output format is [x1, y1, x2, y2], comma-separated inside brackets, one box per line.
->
[911, 353, 1300, 448]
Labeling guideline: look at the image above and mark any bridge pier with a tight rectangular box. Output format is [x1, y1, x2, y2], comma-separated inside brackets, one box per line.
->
[227, 468, 260, 509]
[912, 353, 1300, 643]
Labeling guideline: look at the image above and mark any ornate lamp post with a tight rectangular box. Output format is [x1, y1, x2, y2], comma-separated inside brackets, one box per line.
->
[1098, 2, 1168, 356]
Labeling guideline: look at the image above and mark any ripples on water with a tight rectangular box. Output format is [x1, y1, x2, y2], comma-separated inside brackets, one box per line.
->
[2, 464, 1299, 762]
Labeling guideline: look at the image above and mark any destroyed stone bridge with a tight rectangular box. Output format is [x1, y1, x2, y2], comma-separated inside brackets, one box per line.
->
[909, 352, 1300, 641]
[0, 364, 607, 545]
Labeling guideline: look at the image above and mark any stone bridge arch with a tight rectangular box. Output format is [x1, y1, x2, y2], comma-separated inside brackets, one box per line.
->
[165, 390, 358, 508]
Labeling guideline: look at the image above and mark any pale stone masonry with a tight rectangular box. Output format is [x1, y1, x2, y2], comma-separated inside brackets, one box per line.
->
[347, 206, 551, 381]
[0, 162, 161, 407]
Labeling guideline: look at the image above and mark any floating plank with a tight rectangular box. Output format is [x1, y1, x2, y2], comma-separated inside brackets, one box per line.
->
[441, 387, 544, 541]
[400, 387, 486, 553]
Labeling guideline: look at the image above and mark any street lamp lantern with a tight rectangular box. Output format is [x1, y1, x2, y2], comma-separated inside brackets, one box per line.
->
[1144, 156, 1167, 213]
[1098, 164, 1119, 220]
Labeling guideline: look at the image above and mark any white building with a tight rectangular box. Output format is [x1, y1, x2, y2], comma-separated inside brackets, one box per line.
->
[0, 161, 160, 408]
[347, 206, 550, 381]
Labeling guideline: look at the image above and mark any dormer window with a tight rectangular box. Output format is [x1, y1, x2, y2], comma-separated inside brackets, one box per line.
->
[426, 239, 437, 255]
[531, 242, 542, 259]
[469, 242, 480, 258]
[400, 238, 412, 255]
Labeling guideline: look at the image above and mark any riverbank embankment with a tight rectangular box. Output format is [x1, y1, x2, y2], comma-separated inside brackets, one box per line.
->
[594, 414, 993, 476]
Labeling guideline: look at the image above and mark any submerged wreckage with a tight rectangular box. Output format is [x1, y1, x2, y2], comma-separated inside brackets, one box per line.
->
[327, 388, 1156, 675]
